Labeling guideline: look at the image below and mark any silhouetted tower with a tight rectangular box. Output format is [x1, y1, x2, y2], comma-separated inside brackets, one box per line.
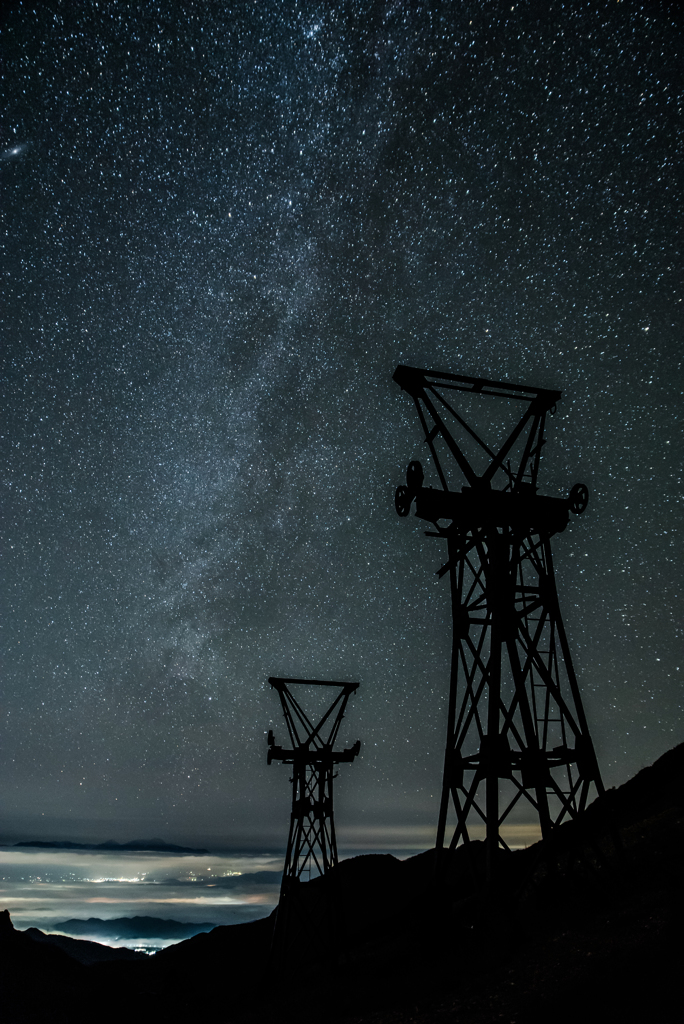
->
[393, 366, 603, 878]
[267, 676, 360, 962]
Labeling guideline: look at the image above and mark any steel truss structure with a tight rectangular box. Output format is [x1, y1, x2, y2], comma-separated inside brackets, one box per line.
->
[393, 365, 603, 877]
[267, 676, 360, 960]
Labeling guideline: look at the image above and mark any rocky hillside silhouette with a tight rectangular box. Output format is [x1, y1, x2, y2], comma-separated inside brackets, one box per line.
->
[2, 742, 683, 1024]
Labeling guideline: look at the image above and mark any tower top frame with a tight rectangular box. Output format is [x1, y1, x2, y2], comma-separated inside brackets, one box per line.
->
[393, 364, 562, 497]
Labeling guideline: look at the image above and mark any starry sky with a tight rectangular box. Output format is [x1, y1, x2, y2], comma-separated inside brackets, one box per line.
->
[2, 0, 682, 851]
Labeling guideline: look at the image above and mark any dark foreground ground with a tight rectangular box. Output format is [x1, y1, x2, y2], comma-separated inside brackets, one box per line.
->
[2, 743, 683, 1024]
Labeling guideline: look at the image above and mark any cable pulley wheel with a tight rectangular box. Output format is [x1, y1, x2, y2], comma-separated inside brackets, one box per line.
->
[395, 485, 412, 517]
[568, 483, 589, 515]
[406, 460, 424, 494]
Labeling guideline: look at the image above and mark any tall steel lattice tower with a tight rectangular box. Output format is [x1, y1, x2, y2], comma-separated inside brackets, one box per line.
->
[267, 677, 360, 960]
[393, 365, 604, 878]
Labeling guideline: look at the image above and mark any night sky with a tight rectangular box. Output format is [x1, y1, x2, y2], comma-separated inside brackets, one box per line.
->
[2, 1, 682, 851]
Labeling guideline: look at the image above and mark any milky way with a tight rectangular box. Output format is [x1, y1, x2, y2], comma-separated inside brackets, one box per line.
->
[2, 1, 682, 848]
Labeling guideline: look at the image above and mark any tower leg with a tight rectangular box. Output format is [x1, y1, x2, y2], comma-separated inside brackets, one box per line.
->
[436, 559, 462, 859]
[485, 531, 506, 882]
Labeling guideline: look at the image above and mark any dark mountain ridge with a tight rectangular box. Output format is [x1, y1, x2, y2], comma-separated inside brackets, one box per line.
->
[23, 926, 147, 966]
[14, 838, 208, 854]
[51, 916, 218, 940]
[2, 741, 683, 1023]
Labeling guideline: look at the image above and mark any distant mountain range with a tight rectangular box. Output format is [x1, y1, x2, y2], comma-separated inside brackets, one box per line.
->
[14, 838, 208, 854]
[51, 916, 217, 940]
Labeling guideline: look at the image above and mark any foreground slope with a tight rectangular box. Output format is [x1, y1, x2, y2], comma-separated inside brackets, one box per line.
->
[2, 742, 683, 1023]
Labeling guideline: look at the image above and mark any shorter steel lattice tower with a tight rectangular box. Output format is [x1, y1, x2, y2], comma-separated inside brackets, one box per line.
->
[267, 676, 360, 962]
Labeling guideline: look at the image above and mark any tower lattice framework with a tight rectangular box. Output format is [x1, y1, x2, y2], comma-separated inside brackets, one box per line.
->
[267, 676, 360, 960]
[393, 365, 604, 876]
